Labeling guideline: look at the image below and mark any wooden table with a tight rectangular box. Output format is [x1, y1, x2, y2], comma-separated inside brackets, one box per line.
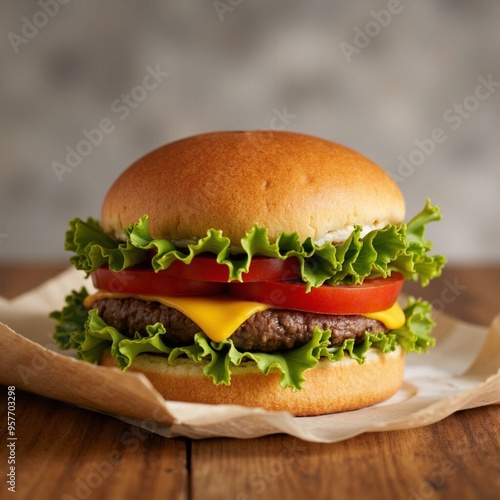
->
[1, 263, 499, 499]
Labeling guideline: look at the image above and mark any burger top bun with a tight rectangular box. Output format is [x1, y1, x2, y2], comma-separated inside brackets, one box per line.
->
[101, 131, 405, 244]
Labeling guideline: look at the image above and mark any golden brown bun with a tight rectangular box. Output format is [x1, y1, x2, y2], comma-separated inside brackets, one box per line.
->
[99, 346, 404, 416]
[101, 131, 405, 244]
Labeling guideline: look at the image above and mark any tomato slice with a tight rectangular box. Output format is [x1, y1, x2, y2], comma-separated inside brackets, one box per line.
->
[227, 273, 404, 314]
[91, 266, 227, 296]
[162, 254, 301, 283]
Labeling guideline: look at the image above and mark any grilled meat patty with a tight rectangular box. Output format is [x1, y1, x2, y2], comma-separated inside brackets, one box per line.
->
[92, 298, 388, 352]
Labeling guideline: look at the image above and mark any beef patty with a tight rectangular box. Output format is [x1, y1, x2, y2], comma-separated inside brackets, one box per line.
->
[91, 298, 388, 352]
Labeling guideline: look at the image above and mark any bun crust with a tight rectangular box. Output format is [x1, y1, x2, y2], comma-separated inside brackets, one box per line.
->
[99, 347, 404, 416]
[101, 131, 405, 243]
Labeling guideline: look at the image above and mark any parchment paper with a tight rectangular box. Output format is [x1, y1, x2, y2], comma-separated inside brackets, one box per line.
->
[0, 268, 498, 442]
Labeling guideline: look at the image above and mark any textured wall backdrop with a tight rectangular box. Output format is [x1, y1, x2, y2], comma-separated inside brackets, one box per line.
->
[1, 1, 499, 262]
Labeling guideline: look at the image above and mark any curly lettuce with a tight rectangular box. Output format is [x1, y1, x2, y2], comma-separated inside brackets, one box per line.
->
[50, 289, 436, 391]
[64, 200, 445, 289]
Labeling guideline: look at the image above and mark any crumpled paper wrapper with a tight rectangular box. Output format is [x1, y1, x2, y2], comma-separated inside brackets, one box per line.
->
[0, 268, 499, 442]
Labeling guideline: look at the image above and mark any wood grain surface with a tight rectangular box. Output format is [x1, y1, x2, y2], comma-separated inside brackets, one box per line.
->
[1, 263, 499, 500]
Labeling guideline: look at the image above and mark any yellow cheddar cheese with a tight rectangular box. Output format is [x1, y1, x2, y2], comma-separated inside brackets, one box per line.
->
[363, 302, 405, 330]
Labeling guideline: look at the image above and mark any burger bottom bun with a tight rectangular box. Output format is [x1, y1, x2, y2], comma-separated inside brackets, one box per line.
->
[99, 347, 404, 416]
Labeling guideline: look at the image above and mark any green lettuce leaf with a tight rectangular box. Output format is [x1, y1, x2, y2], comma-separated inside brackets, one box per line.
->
[51, 288, 436, 391]
[50, 287, 89, 350]
[64, 200, 445, 288]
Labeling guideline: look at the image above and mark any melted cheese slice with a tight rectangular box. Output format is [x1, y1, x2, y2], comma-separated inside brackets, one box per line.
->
[84, 292, 405, 343]
[364, 302, 406, 330]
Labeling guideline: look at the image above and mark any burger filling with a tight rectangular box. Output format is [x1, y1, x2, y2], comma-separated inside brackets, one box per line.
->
[52, 201, 445, 390]
[92, 298, 388, 352]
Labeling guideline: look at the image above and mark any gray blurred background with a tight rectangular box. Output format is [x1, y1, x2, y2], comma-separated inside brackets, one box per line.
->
[1, 0, 499, 262]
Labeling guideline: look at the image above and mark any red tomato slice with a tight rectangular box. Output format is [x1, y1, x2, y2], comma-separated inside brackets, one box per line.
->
[227, 273, 404, 314]
[91, 266, 227, 296]
[162, 255, 301, 283]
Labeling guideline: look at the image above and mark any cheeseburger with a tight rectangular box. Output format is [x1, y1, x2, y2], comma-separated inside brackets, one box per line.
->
[52, 131, 445, 416]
